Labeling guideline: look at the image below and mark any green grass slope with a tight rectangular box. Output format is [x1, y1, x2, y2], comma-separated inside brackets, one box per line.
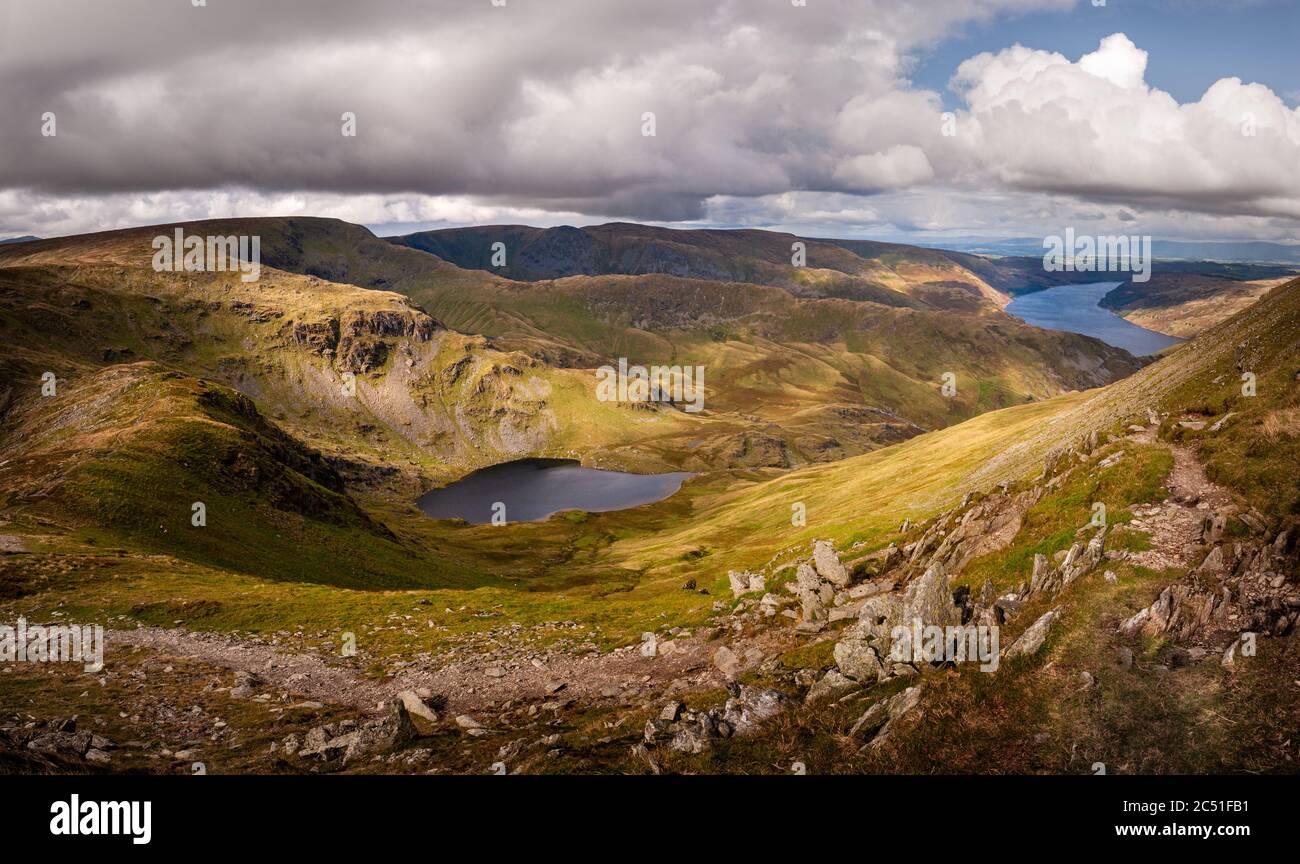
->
[0, 363, 473, 589]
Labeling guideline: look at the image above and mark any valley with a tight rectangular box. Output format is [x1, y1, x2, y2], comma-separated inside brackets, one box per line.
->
[1, 220, 1296, 775]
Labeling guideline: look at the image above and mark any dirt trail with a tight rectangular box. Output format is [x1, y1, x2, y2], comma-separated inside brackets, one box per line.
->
[108, 618, 801, 715]
[1122, 425, 1234, 572]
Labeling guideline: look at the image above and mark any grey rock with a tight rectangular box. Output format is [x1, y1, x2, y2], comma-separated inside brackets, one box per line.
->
[848, 700, 889, 738]
[396, 689, 439, 725]
[720, 686, 787, 736]
[659, 701, 684, 722]
[668, 714, 716, 754]
[1003, 609, 1060, 659]
[805, 669, 857, 704]
[813, 540, 850, 587]
[833, 634, 884, 682]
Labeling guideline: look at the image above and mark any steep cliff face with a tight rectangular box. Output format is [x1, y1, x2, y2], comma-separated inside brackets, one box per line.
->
[0, 228, 600, 484]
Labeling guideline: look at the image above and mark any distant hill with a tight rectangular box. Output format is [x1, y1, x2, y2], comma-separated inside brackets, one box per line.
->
[389, 223, 1194, 300]
[388, 222, 1070, 306]
[936, 236, 1300, 266]
[0, 235, 38, 245]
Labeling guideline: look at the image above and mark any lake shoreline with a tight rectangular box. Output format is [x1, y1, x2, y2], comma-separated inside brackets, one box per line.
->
[1006, 281, 1184, 357]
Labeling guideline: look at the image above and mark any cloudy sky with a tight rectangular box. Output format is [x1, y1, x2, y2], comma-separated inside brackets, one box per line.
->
[2, 0, 1298, 243]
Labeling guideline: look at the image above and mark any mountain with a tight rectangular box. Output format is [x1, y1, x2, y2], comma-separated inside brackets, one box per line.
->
[0, 235, 38, 245]
[389, 222, 1000, 305]
[4, 217, 1293, 776]
[373, 220, 1148, 458]
[30, 216, 1137, 469]
[389, 222, 1125, 302]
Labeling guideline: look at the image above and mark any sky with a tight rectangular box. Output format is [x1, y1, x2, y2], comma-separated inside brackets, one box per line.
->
[1, 0, 1298, 245]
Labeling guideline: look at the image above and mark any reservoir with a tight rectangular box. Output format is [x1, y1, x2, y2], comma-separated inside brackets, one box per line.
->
[417, 458, 693, 524]
[1006, 281, 1183, 356]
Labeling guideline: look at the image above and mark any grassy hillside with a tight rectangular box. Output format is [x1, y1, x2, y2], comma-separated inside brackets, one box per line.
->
[244, 219, 1143, 453]
[1100, 273, 1292, 338]
[0, 363, 469, 590]
[972, 275, 1300, 512]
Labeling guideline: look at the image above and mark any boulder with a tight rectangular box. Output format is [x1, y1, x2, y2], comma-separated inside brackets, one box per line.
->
[848, 701, 889, 738]
[1003, 609, 1060, 659]
[1201, 510, 1230, 545]
[833, 634, 884, 682]
[1195, 545, 1229, 577]
[396, 690, 439, 725]
[805, 669, 857, 704]
[833, 565, 959, 682]
[644, 718, 670, 745]
[340, 701, 418, 763]
[812, 540, 850, 587]
[850, 685, 923, 744]
[668, 713, 716, 754]
[728, 570, 749, 596]
[902, 563, 960, 629]
[794, 562, 821, 591]
[720, 686, 787, 736]
[712, 645, 742, 679]
[728, 570, 765, 597]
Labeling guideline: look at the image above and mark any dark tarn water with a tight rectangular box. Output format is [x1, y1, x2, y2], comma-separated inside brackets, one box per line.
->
[416, 458, 694, 524]
[1006, 281, 1184, 357]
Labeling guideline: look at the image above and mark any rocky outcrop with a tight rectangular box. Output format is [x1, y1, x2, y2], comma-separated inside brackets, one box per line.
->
[298, 700, 418, 765]
[282, 305, 441, 373]
[791, 562, 835, 629]
[643, 685, 788, 754]
[833, 563, 959, 683]
[0, 717, 117, 770]
[812, 540, 850, 587]
[728, 570, 765, 597]
[1119, 524, 1298, 648]
[341, 309, 439, 342]
[848, 685, 923, 748]
[923, 488, 1042, 574]
[1024, 528, 1108, 598]
[1120, 584, 1233, 642]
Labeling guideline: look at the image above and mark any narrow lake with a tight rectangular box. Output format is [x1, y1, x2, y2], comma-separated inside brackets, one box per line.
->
[1006, 281, 1183, 356]
[417, 458, 694, 524]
